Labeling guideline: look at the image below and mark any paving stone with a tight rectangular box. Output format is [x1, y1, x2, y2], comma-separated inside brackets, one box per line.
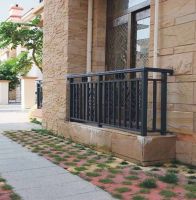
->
[0, 106, 115, 200]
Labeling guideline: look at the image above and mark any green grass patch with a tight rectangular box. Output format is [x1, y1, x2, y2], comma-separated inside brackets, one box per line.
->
[0, 177, 6, 182]
[115, 187, 130, 193]
[159, 173, 178, 184]
[167, 169, 179, 174]
[125, 175, 139, 180]
[112, 193, 123, 199]
[10, 193, 21, 200]
[54, 156, 64, 162]
[139, 178, 157, 189]
[86, 172, 100, 177]
[74, 166, 87, 172]
[99, 178, 113, 184]
[186, 192, 196, 199]
[77, 155, 87, 159]
[2, 184, 13, 190]
[87, 159, 97, 164]
[160, 190, 176, 198]
[139, 188, 150, 194]
[108, 168, 121, 174]
[132, 195, 146, 200]
[97, 163, 109, 169]
[122, 181, 132, 185]
[30, 118, 42, 125]
[185, 184, 196, 193]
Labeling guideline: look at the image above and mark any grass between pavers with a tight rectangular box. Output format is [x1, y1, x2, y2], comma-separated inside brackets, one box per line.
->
[3, 129, 196, 200]
[0, 175, 21, 200]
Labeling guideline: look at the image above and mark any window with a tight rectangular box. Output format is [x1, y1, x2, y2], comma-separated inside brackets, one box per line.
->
[106, 0, 150, 70]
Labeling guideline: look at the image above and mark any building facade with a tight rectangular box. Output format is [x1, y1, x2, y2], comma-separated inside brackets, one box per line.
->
[0, 2, 44, 106]
[43, 0, 196, 165]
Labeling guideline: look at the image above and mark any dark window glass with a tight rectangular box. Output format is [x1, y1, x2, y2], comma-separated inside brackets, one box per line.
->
[134, 14, 150, 67]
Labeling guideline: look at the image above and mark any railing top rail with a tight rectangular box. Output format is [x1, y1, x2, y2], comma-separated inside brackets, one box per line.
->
[66, 67, 173, 79]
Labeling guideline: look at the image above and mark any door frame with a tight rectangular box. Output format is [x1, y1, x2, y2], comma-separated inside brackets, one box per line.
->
[106, 0, 150, 70]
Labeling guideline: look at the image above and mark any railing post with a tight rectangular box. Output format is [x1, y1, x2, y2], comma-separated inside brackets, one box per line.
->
[161, 73, 167, 135]
[69, 78, 74, 121]
[36, 81, 43, 109]
[141, 69, 148, 136]
[97, 75, 103, 127]
[36, 81, 40, 109]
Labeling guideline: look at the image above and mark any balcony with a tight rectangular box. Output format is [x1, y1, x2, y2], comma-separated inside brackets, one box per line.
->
[67, 67, 173, 136]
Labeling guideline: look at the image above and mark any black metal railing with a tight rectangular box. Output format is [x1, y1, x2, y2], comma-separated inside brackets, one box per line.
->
[67, 67, 173, 136]
[36, 80, 43, 109]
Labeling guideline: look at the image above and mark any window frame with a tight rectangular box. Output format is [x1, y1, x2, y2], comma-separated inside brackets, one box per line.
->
[106, 0, 150, 70]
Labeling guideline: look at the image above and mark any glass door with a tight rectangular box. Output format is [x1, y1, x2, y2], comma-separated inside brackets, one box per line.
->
[106, 0, 150, 70]
[106, 15, 128, 70]
[132, 9, 150, 67]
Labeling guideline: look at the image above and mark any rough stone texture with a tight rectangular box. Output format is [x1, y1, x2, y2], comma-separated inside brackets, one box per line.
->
[57, 121, 176, 166]
[149, 0, 196, 165]
[43, 0, 196, 165]
[43, 0, 88, 131]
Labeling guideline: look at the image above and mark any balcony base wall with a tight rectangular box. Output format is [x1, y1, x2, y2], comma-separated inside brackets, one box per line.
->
[55, 121, 176, 166]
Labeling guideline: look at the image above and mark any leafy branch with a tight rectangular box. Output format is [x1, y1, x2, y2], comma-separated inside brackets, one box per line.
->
[0, 16, 43, 71]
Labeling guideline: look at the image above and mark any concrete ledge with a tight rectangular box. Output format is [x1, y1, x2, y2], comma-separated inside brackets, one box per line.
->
[56, 121, 176, 166]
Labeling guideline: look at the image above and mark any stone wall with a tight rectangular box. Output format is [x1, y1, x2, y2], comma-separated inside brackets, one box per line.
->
[91, 0, 107, 72]
[43, 0, 88, 131]
[150, 0, 196, 165]
[43, 0, 196, 165]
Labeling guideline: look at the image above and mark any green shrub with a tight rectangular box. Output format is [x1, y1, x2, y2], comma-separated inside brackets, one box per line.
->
[139, 179, 157, 189]
[159, 173, 178, 184]
[160, 190, 176, 198]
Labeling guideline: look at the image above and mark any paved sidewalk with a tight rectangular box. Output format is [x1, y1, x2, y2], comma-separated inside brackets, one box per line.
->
[0, 105, 114, 200]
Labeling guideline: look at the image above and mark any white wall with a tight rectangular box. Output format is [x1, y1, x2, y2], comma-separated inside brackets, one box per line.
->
[0, 81, 9, 105]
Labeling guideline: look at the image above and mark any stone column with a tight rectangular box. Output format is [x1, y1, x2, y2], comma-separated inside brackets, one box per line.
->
[21, 77, 37, 109]
[43, 0, 88, 132]
[0, 80, 10, 105]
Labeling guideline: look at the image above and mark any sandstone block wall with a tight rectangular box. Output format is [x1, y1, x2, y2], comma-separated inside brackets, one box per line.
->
[43, 0, 196, 165]
[43, 0, 88, 131]
[150, 0, 196, 164]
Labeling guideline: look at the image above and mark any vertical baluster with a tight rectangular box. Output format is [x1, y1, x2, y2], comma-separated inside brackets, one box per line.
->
[73, 83, 75, 118]
[102, 77, 106, 124]
[161, 73, 167, 135]
[118, 81, 121, 127]
[78, 83, 81, 119]
[113, 81, 116, 125]
[86, 82, 89, 121]
[91, 82, 94, 122]
[82, 77, 87, 121]
[129, 80, 132, 128]
[95, 82, 97, 122]
[108, 82, 111, 124]
[152, 80, 157, 131]
[97, 75, 103, 127]
[69, 78, 74, 119]
[124, 80, 127, 127]
[136, 80, 139, 129]
[141, 70, 148, 136]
